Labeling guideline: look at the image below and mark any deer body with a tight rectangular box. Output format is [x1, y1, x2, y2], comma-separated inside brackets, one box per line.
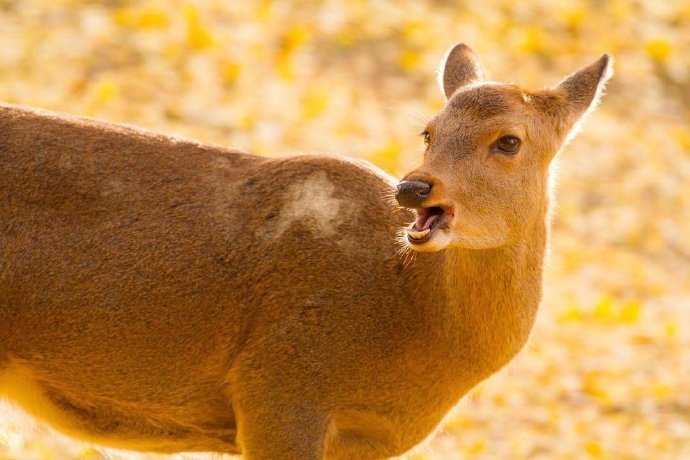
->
[0, 45, 611, 459]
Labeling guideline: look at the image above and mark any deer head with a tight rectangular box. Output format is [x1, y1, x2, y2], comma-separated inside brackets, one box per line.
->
[396, 44, 613, 252]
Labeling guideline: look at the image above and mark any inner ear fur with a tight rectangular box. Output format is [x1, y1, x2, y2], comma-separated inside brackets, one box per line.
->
[439, 43, 484, 99]
[554, 54, 614, 124]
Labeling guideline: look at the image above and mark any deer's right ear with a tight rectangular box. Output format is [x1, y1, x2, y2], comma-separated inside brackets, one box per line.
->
[438, 44, 483, 100]
[554, 54, 614, 126]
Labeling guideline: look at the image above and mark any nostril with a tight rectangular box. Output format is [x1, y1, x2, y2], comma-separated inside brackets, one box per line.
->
[395, 181, 432, 208]
[397, 180, 431, 196]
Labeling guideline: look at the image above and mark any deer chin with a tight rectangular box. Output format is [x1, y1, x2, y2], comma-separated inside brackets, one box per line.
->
[406, 228, 454, 252]
[405, 205, 454, 252]
[405, 207, 512, 252]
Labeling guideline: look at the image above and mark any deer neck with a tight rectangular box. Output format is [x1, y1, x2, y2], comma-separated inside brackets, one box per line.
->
[407, 216, 548, 386]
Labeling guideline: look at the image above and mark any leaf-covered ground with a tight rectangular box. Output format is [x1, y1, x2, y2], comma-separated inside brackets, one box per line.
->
[1, 1, 688, 459]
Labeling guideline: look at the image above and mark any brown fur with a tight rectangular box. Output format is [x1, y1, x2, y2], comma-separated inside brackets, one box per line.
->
[0, 45, 612, 459]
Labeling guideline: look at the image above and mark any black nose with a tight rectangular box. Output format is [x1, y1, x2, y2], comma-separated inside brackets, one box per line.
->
[395, 180, 431, 208]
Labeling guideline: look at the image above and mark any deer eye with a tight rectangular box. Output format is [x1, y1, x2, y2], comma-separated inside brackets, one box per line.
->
[421, 130, 431, 149]
[494, 135, 521, 154]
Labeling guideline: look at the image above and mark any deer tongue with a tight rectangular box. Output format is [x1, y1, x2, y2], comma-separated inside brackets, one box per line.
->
[415, 212, 439, 231]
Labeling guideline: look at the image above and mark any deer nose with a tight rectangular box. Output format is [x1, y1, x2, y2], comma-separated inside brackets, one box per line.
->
[395, 180, 432, 208]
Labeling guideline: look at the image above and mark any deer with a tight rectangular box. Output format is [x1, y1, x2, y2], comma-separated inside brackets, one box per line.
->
[0, 43, 612, 459]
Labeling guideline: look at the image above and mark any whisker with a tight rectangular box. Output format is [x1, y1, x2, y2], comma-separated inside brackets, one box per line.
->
[393, 228, 418, 270]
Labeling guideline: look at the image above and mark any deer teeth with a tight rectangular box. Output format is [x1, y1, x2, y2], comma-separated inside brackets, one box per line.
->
[407, 228, 431, 239]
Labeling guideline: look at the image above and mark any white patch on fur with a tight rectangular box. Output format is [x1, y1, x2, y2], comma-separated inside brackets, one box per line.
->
[269, 171, 342, 239]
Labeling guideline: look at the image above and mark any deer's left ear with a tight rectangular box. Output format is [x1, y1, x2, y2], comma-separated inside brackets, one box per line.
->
[438, 44, 484, 99]
[555, 54, 614, 125]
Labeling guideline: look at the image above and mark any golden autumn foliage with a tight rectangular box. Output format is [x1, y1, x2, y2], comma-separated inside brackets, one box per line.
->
[0, 0, 688, 458]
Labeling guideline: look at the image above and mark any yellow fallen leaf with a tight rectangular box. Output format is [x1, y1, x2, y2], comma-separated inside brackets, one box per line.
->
[281, 25, 312, 54]
[114, 7, 169, 29]
[520, 26, 547, 55]
[593, 295, 615, 323]
[559, 305, 583, 322]
[398, 49, 422, 72]
[369, 141, 402, 174]
[276, 54, 294, 81]
[619, 300, 641, 324]
[664, 321, 678, 339]
[93, 79, 118, 103]
[645, 39, 672, 61]
[467, 439, 486, 454]
[557, 4, 587, 30]
[185, 5, 214, 49]
[221, 61, 241, 84]
[585, 440, 603, 457]
[76, 447, 104, 460]
[302, 90, 329, 119]
[652, 382, 672, 399]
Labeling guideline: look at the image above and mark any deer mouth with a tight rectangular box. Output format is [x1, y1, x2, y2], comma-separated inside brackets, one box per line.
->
[406, 206, 453, 245]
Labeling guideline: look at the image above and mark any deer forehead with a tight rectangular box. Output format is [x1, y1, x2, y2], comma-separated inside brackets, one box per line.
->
[268, 171, 343, 239]
[445, 84, 529, 119]
[430, 85, 538, 142]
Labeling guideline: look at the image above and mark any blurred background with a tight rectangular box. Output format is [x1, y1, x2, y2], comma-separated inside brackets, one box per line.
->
[0, 0, 688, 458]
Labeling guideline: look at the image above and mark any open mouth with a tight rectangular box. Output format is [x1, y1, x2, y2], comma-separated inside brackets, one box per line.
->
[406, 206, 453, 245]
